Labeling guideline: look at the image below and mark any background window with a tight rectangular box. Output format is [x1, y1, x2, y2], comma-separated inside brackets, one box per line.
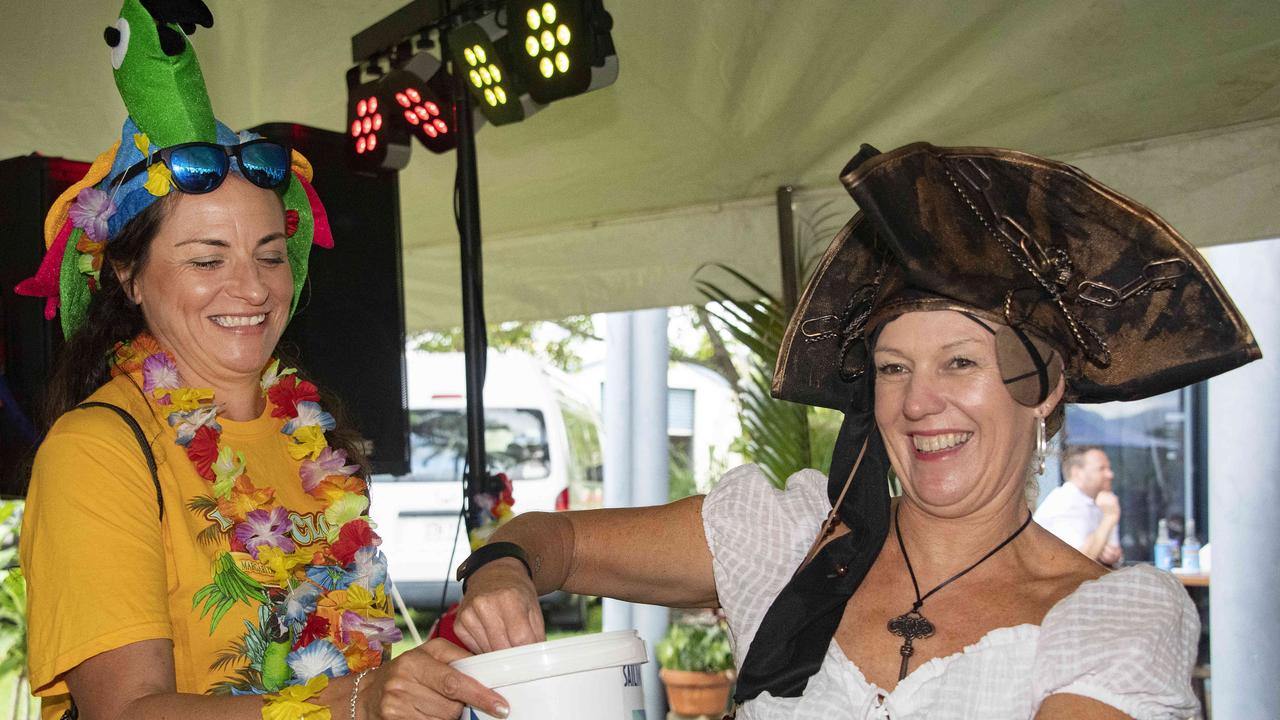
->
[1060, 384, 1207, 560]
[406, 408, 550, 481]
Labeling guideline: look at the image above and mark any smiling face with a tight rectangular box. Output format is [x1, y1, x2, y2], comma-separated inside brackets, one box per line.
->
[124, 174, 290, 391]
[873, 310, 1061, 517]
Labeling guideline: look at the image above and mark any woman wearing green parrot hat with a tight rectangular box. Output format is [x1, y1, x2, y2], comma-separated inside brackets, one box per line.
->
[18, 3, 509, 719]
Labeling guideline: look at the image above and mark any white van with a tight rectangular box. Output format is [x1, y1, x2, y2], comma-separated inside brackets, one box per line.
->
[369, 351, 602, 624]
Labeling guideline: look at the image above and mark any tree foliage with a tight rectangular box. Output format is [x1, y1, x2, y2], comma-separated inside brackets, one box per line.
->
[695, 265, 814, 488]
[0, 500, 36, 718]
[691, 199, 848, 486]
[413, 316, 601, 373]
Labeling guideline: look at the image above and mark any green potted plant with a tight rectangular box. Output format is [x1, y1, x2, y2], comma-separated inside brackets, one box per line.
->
[656, 617, 735, 716]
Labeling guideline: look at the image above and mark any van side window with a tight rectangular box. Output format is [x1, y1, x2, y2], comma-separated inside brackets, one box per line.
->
[407, 408, 551, 481]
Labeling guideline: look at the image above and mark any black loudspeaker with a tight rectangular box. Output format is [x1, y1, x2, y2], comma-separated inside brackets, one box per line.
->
[0, 155, 89, 497]
[252, 123, 409, 476]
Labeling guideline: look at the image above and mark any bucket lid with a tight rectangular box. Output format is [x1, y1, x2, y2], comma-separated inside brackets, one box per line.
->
[451, 630, 648, 688]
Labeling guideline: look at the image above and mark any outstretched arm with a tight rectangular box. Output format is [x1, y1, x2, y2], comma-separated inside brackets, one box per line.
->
[455, 496, 717, 653]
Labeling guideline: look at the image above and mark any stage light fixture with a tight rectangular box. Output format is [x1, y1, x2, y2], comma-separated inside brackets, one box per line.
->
[448, 17, 531, 126]
[381, 59, 470, 155]
[384, 69, 453, 152]
[345, 66, 411, 171]
[506, 0, 617, 105]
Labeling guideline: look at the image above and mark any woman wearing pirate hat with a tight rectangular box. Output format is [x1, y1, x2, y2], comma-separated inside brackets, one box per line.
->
[18, 3, 508, 719]
[454, 142, 1258, 718]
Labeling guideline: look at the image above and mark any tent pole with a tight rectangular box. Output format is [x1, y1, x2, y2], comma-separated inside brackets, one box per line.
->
[452, 42, 489, 533]
[602, 312, 635, 634]
[776, 185, 798, 314]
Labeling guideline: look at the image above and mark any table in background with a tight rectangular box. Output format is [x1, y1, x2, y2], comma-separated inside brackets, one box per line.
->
[1176, 571, 1210, 587]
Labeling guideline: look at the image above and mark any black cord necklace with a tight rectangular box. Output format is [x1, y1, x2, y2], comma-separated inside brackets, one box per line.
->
[887, 504, 1033, 680]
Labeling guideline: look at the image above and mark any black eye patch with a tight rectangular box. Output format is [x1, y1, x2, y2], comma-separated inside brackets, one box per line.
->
[104, 26, 121, 47]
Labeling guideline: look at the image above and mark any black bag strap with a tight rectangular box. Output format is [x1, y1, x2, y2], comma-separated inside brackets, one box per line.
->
[74, 401, 163, 521]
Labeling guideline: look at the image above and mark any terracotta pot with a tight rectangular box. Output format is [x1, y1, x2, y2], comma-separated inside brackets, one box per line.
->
[659, 667, 733, 716]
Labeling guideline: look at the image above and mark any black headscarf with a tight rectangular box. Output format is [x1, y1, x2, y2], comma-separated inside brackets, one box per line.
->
[733, 374, 892, 701]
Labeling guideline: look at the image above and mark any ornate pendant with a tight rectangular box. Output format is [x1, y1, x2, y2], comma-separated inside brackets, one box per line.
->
[887, 610, 935, 680]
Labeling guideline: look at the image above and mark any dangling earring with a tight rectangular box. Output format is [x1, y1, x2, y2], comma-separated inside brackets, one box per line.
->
[1034, 416, 1047, 476]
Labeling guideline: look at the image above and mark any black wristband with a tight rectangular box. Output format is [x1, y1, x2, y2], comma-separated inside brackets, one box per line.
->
[456, 541, 533, 592]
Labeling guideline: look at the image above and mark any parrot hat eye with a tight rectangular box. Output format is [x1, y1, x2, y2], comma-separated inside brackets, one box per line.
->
[107, 18, 130, 69]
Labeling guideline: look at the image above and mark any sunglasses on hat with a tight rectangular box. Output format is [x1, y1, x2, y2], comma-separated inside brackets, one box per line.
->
[110, 139, 291, 194]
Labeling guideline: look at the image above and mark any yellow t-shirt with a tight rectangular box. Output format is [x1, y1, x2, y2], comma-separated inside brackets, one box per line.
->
[21, 372, 392, 718]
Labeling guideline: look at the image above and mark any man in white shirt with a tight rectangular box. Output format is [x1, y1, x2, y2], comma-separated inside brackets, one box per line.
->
[1035, 446, 1123, 565]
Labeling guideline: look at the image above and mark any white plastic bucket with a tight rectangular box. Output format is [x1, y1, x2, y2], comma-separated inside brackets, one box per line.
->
[451, 630, 648, 720]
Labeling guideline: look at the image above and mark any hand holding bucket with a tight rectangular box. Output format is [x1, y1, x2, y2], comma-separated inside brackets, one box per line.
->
[355, 638, 510, 719]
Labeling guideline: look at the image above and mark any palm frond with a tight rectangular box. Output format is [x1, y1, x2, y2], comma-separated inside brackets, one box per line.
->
[242, 608, 272, 669]
[186, 495, 218, 513]
[0, 567, 27, 681]
[195, 524, 225, 547]
[187, 497, 227, 546]
[795, 199, 848, 282]
[695, 266, 809, 488]
[192, 552, 267, 633]
[210, 644, 249, 672]
[207, 667, 262, 696]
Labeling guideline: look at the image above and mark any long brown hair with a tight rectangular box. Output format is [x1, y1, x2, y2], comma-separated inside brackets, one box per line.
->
[40, 192, 370, 476]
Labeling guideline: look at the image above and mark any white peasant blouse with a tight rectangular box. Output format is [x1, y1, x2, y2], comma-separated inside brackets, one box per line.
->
[701, 465, 1201, 720]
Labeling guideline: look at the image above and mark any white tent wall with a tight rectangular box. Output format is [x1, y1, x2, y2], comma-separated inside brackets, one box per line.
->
[4, 1, 1279, 331]
[402, 191, 786, 329]
[1062, 118, 1280, 250]
[404, 117, 1280, 329]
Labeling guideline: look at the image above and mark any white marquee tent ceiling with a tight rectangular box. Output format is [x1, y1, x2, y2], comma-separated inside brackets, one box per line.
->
[3, 1, 1279, 331]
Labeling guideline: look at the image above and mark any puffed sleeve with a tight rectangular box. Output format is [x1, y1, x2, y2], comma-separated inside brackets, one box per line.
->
[1032, 565, 1200, 719]
[20, 406, 173, 697]
[701, 464, 830, 663]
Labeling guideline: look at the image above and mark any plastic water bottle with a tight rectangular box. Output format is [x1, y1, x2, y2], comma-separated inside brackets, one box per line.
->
[1154, 518, 1174, 571]
[1181, 518, 1201, 573]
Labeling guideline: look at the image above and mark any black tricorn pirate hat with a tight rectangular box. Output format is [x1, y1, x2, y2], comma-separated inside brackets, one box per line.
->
[773, 142, 1261, 412]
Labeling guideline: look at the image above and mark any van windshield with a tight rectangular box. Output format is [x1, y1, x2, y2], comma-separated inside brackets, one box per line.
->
[409, 408, 551, 481]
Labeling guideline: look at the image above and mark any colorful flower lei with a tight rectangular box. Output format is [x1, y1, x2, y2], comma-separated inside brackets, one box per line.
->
[112, 334, 401, 699]
[261, 675, 330, 720]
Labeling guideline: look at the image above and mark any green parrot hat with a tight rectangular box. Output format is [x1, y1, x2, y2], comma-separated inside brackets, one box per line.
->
[16, 0, 333, 338]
